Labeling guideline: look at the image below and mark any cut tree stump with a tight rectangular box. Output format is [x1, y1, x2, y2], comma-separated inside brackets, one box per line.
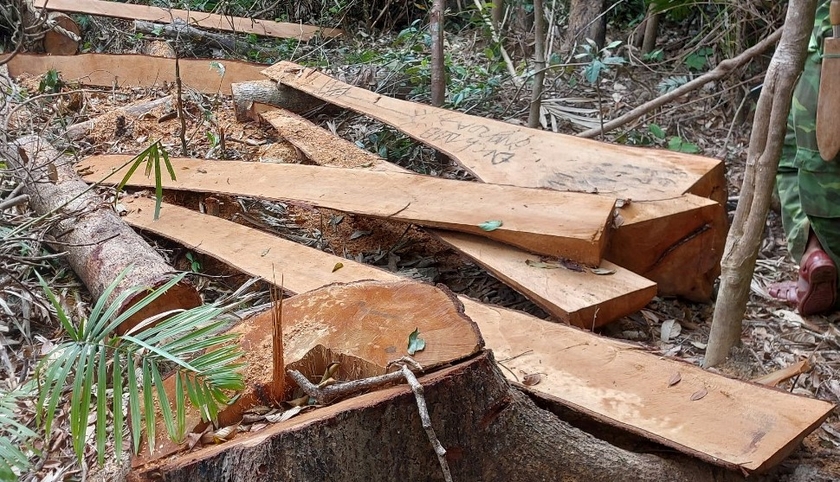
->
[43, 12, 80, 55]
[118, 196, 834, 474]
[135, 279, 482, 465]
[6, 54, 267, 96]
[4, 137, 200, 334]
[259, 107, 657, 327]
[33, 0, 342, 40]
[130, 352, 749, 482]
[236, 70, 727, 300]
[79, 155, 616, 264]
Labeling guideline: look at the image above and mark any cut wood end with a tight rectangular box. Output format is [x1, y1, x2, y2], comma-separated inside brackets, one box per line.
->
[116, 279, 202, 335]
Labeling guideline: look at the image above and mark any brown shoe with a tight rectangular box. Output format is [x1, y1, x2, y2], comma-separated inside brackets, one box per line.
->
[796, 250, 837, 316]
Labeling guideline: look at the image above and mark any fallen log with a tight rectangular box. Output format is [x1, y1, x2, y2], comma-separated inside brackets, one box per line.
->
[133, 20, 274, 56]
[234, 74, 727, 301]
[4, 137, 201, 334]
[259, 107, 657, 326]
[79, 155, 617, 264]
[130, 352, 747, 482]
[33, 0, 342, 40]
[119, 196, 834, 474]
[64, 96, 172, 141]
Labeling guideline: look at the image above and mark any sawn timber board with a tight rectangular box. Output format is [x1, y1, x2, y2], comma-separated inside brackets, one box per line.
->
[260, 62, 724, 202]
[120, 196, 833, 474]
[7, 54, 266, 95]
[33, 0, 341, 40]
[78, 155, 615, 264]
[259, 108, 657, 327]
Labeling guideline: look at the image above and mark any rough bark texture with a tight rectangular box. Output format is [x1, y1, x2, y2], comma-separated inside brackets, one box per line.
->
[5, 136, 201, 334]
[564, 0, 607, 53]
[131, 353, 746, 482]
[527, 0, 545, 128]
[704, 0, 817, 367]
[231, 79, 323, 121]
[430, 0, 445, 107]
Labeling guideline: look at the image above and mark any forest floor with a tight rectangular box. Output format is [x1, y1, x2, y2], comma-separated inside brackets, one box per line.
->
[5, 4, 840, 480]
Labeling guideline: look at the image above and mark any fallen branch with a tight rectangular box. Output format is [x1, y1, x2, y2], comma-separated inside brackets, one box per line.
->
[577, 28, 783, 139]
[133, 20, 273, 56]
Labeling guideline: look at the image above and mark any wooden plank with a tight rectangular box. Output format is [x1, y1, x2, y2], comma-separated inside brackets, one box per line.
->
[33, 0, 341, 40]
[253, 71, 727, 300]
[261, 62, 723, 201]
[120, 196, 833, 474]
[79, 155, 615, 264]
[434, 232, 656, 328]
[260, 108, 656, 327]
[7, 54, 266, 95]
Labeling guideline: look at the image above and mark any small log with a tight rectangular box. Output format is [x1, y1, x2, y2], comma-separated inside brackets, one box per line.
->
[79, 155, 617, 264]
[231, 79, 322, 122]
[43, 12, 80, 55]
[64, 95, 172, 141]
[130, 352, 745, 482]
[134, 20, 272, 56]
[5, 136, 201, 334]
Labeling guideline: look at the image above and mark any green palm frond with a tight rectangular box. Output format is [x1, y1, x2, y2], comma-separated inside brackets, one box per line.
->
[115, 140, 176, 220]
[0, 384, 38, 481]
[35, 268, 251, 463]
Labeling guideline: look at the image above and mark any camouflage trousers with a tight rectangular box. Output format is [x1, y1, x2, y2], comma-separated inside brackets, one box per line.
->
[777, 40, 840, 282]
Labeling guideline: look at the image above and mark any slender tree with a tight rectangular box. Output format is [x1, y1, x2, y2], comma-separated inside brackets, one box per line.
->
[704, 0, 816, 367]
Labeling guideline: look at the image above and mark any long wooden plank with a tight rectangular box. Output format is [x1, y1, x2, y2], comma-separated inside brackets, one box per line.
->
[7, 54, 265, 95]
[33, 0, 341, 40]
[255, 67, 727, 300]
[79, 155, 615, 264]
[121, 196, 833, 474]
[261, 108, 657, 327]
[261, 61, 723, 201]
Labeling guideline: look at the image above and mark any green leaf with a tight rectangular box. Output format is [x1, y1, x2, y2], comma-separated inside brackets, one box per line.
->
[112, 350, 124, 460]
[648, 123, 665, 139]
[96, 344, 108, 466]
[407, 328, 426, 355]
[478, 220, 503, 231]
[667, 136, 700, 154]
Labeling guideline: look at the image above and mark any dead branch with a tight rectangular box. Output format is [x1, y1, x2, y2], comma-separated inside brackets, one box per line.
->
[577, 28, 783, 139]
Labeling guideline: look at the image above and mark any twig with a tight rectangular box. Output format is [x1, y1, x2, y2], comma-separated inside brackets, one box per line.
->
[287, 367, 406, 405]
[398, 363, 453, 482]
[0, 194, 29, 210]
[577, 28, 783, 139]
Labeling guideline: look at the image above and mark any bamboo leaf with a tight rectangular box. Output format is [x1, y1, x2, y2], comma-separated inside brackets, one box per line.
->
[142, 361, 156, 455]
[175, 373, 186, 439]
[36, 272, 77, 339]
[112, 349, 124, 460]
[95, 344, 108, 466]
[151, 363, 178, 443]
[126, 353, 143, 453]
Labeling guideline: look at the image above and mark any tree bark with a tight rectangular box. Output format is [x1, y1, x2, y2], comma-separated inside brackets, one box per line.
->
[3, 135, 201, 334]
[564, 0, 607, 54]
[130, 352, 746, 482]
[430, 0, 445, 107]
[704, 0, 816, 367]
[641, 9, 660, 55]
[527, 0, 546, 128]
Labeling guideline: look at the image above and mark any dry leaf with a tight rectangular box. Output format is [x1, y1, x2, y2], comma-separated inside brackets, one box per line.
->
[668, 372, 682, 387]
[690, 388, 708, 401]
[590, 267, 616, 275]
[522, 373, 542, 386]
[332, 262, 344, 272]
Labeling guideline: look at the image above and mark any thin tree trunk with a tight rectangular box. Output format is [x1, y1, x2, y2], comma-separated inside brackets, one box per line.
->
[491, 0, 503, 30]
[641, 8, 660, 55]
[430, 0, 445, 107]
[527, 0, 545, 128]
[564, 0, 607, 54]
[704, 0, 816, 368]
